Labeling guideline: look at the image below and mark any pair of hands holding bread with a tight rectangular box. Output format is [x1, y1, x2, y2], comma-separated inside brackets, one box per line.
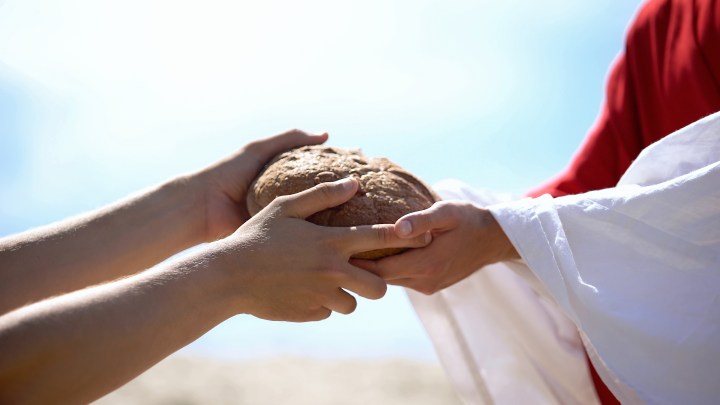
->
[198, 128, 517, 309]
[237, 130, 518, 300]
[0, 129, 516, 403]
[206, 128, 517, 307]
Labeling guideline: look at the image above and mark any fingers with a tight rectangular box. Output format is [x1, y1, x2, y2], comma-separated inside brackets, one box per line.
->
[304, 265, 385, 318]
[336, 263, 388, 300]
[351, 247, 429, 281]
[322, 288, 358, 315]
[387, 278, 444, 296]
[275, 177, 358, 218]
[250, 129, 328, 161]
[395, 201, 460, 239]
[333, 224, 432, 256]
[353, 254, 447, 296]
[302, 307, 333, 322]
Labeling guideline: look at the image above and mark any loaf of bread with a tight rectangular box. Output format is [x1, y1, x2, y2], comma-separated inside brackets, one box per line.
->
[246, 145, 437, 259]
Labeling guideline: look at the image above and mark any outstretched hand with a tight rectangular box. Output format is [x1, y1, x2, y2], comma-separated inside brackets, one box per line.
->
[218, 177, 431, 321]
[195, 129, 328, 241]
[352, 200, 518, 295]
[0, 175, 430, 404]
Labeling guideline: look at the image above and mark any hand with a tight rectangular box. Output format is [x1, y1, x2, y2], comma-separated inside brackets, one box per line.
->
[0, 129, 323, 315]
[194, 129, 328, 241]
[215, 177, 431, 322]
[352, 200, 519, 295]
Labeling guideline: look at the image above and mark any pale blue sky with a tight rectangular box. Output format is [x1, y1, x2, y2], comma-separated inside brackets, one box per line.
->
[0, 0, 642, 359]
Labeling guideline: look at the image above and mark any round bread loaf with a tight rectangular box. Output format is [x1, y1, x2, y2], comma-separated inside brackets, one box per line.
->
[247, 145, 437, 259]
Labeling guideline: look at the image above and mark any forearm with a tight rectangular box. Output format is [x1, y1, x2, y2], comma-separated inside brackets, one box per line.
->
[0, 176, 207, 314]
[0, 244, 237, 404]
[0, 175, 408, 403]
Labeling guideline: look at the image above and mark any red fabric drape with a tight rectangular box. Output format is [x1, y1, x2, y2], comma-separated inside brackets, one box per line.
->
[529, 0, 720, 198]
[527, 0, 720, 402]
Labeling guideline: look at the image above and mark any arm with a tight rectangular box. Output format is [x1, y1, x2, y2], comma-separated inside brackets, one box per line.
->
[0, 129, 327, 314]
[0, 178, 430, 404]
[364, 0, 720, 295]
[352, 200, 518, 295]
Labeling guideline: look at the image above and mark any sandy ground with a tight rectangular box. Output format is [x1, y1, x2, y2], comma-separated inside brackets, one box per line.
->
[94, 354, 460, 405]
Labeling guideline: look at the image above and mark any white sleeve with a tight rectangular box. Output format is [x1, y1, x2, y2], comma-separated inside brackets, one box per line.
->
[409, 113, 720, 405]
[408, 181, 600, 405]
[489, 147, 720, 403]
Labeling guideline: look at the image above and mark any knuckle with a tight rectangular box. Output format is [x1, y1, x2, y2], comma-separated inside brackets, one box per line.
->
[273, 194, 292, 207]
[243, 140, 261, 154]
[244, 140, 272, 159]
[374, 226, 394, 245]
[316, 182, 335, 200]
[437, 201, 463, 219]
[416, 204, 445, 225]
[459, 201, 476, 212]
[434, 201, 453, 212]
[319, 232, 341, 250]
[317, 264, 343, 279]
[441, 202, 461, 219]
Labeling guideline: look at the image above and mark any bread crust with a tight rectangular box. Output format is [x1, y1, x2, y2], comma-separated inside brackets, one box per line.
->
[247, 145, 437, 259]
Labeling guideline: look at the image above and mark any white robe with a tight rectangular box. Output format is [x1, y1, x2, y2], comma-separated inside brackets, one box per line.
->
[409, 112, 720, 405]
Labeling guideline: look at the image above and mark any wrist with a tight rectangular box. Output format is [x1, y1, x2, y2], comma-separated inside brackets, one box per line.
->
[171, 240, 249, 320]
[193, 238, 259, 317]
[473, 207, 519, 266]
[166, 173, 213, 245]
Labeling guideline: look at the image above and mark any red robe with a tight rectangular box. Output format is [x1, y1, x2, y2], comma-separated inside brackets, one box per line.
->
[527, 0, 720, 402]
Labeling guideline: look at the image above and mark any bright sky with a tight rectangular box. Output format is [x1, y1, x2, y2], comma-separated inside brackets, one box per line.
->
[0, 0, 642, 359]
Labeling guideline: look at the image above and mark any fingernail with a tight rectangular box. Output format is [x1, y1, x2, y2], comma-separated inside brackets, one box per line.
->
[397, 220, 412, 237]
[424, 232, 432, 244]
[337, 177, 355, 191]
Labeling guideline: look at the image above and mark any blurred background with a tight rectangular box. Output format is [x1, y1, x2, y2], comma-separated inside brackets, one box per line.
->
[0, 0, 641, 403]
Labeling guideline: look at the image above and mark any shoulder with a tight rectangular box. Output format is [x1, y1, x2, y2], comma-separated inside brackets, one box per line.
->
[625, 0, 687, 48]
[625, 0, 719, 50]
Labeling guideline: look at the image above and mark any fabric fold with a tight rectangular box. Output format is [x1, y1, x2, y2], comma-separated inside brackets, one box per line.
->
[412, 112, 720, 404]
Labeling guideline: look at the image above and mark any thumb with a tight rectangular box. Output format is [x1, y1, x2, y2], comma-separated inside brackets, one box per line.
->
[278, 177, 358, 218]
[394, 202, 457, 238]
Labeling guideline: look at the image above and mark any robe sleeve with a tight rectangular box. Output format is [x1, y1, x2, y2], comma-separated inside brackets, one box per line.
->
[489, 112, 720, 404]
